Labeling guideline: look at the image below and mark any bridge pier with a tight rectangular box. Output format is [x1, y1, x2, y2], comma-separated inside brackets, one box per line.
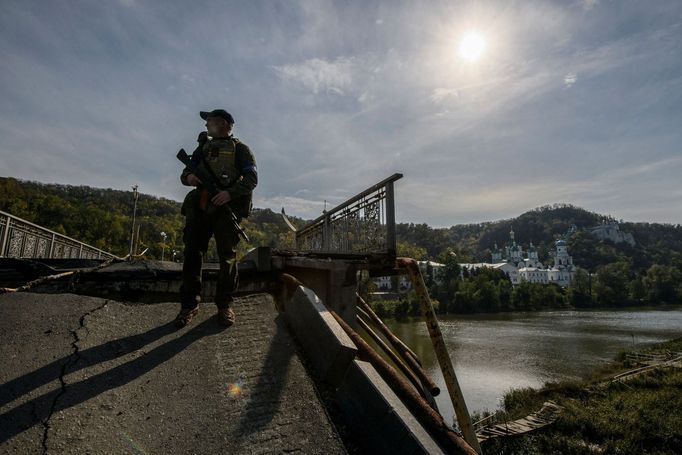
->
[273, 256, 359, 327]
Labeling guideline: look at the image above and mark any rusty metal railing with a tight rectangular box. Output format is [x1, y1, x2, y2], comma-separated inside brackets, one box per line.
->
[0, 210, 116, 260]
[295, 173, 402, 256]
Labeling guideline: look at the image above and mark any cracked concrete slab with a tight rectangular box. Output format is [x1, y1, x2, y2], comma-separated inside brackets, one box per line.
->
[0, 292, 346, 455]
[0, 293, 108, 455]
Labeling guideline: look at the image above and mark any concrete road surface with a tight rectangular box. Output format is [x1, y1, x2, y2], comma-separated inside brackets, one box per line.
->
[0, 292, 346, 454]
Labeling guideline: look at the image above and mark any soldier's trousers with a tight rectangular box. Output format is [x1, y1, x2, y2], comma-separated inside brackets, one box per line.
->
[180, 206, 240, 310]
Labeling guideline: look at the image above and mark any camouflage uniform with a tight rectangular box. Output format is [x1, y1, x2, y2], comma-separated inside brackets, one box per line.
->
[179, 135, 257, 311]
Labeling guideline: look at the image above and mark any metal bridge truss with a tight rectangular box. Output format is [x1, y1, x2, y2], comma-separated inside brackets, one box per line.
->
[0, 210, 116, 260]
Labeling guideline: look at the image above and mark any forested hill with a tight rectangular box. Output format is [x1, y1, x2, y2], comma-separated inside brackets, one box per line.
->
[0, 177, 303, 258]
[397, 204, 682, 273]
[2, 177, 681, 272]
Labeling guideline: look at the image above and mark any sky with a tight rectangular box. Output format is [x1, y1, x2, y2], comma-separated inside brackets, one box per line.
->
[1, 0, 681, 227]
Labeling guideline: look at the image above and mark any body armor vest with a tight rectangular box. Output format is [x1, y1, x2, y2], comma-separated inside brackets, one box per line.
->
[181, 136, 252, 219]
[198, 137, 239, 189]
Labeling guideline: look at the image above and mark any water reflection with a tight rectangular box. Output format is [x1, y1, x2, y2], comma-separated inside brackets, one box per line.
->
[382, 309, 682, 426]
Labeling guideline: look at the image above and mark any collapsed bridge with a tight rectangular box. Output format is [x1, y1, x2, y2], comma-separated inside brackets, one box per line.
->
[1, 174, 482, 454]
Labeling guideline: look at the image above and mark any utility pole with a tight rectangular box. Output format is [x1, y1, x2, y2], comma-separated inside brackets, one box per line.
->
[160, 231, 167, 261]
[128, 185, 139, 260]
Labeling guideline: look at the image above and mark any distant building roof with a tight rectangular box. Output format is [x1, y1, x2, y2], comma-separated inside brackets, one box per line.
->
[418, 260, 444, 267]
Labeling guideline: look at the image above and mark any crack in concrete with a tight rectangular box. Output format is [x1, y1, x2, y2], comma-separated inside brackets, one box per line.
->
[40, 301, 109, 455]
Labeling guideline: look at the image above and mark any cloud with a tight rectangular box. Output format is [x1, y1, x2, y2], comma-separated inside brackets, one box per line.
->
[430, 88, 459, 104]
[585, 157, 682, 187]
[254, 195, 326, 220]
[397, 156, 682, 226]
[581, 0, 599, 11]
[271, 57, 355, 95]
[180, 74, 196, 84]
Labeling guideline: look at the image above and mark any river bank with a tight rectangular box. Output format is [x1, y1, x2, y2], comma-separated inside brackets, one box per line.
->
[378, 308, 682, 428]
[482, 338, 682, 454]
[368, 297, 682, 319]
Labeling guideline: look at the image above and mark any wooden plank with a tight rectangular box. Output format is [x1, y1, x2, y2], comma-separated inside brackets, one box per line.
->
[475, 400, 565, 441]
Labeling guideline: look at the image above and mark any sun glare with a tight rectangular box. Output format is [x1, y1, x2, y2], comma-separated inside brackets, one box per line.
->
[459, 31, 486, 62]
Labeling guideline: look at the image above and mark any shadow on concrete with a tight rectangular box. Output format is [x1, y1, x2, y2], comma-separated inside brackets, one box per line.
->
[0, 318, 223, 444]
[235, 314, 294, 442]
[0, 322, 177, 408]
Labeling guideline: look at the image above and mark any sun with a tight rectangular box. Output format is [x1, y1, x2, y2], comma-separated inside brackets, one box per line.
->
[459, 31, 487, 62]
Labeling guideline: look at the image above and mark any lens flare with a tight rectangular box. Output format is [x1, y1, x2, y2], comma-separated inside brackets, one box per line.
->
[226, 382, 244, 398]
[121, 432, 149, 455]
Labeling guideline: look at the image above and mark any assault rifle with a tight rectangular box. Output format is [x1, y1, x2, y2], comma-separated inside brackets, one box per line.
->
[176, 148, 250, 243]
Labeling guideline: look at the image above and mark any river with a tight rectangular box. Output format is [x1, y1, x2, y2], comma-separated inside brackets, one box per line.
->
[381, 308, 682, 426]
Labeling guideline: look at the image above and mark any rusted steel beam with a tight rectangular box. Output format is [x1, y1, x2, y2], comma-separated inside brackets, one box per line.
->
[356, 295, 441, 398]
[385, 179, 397, 255]
[275, 273, 304, 311]
[356, 293, 423, 366]
[357, 305, 423, 369]
[356, 314, 425, 398]
[396, 257, 483, 455]
[331, 311, 478, 455]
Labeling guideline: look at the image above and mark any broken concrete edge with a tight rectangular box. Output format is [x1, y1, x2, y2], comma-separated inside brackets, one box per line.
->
[281, 284, 449, 454]
[283, 285, 357, 387]
[1, 254, 264, 285]
[240, 246, 272, 272]
[336, 360, 446, 455]
[275, 258, 360, 326]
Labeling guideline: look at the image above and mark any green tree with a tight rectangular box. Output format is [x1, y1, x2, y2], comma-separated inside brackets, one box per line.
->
[432, 249, 461, 307]
[497, 279, 513, 310]
[628, 275, 646, 303]
[567, 267, 593, 308]
[593, 262, 631, 307]
[397, 241, 427, 260]
[452, 280, 478, 313]
[529, 283, 566, 309]
[643, 264, 682, 304]
[511, 281, 533, 311]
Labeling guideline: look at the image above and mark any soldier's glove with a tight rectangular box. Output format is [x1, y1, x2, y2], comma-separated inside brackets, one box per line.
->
[197, 131, 208, 144]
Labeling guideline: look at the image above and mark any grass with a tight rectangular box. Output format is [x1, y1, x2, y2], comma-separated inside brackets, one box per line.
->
[482, 338, 682, 454]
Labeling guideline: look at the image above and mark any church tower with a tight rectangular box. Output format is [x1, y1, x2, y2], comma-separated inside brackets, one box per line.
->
[527, 241, 541, 267]
[508, 228, 524, 266]
[554, 240, 573, 267]
[491, 242, 503, 263]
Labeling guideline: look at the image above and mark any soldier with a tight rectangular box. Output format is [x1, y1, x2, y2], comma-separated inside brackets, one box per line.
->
[175, 109, 257, 328]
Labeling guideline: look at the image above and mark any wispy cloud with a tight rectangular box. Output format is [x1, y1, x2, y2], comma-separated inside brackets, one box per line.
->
[581, 0, 600, 11]
[272, 57, 356, 95]
[254, 195, 326, 220]
[430, 88, 459, 104]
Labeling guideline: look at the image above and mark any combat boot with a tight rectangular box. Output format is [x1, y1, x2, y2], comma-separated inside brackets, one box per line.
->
[174, 306, 200, 328]
[217, 307, 236, 327]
